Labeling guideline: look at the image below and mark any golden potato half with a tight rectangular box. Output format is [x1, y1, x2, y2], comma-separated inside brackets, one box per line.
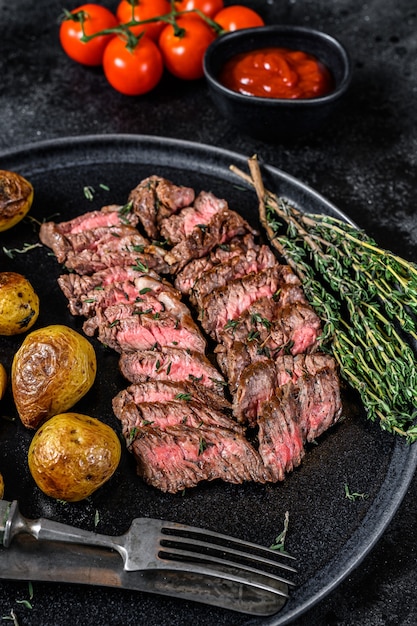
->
[0, 170, 33, 232]
[0, 272, 39, 336]
[28, 412, 121, 502]
[12, 324, 97, 429]
[0, 363, 6, 400]
[0, 472, 4, 499]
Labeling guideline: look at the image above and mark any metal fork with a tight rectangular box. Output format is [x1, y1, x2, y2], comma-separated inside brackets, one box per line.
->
[1, 500, 296, 615]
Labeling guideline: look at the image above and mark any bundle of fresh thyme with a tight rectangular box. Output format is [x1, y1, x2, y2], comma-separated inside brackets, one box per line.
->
[231, 156, 417, 443]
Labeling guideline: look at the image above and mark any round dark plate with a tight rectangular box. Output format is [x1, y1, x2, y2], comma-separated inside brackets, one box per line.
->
[0, 135, 415, 626]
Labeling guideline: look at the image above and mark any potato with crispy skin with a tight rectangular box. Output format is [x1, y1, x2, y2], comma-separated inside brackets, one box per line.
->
[12, 325, 97, 429]
[0, 272, 39, 335]
[0, 365, 6, 498]
[28, 412, 121, 502]
[0, 170, 33, 232]
[0, 363, 6, 400]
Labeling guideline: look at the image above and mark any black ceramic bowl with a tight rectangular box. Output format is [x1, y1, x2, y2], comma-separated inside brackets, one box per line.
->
[203, 25, 352, 141]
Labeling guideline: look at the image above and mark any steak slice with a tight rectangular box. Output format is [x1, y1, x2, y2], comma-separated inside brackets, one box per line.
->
[215, 341, 270, 392]
[84, 305, 207, 354]
[232, 359, 277, 425]
[63, 233, 170, 275]
[129, 424, 270, 493]
[257, 386, 305, 481]
[42, 224, 142, 264]
[128, 176, 195, 239]
[233, 352, 341, 426]
[160, 191, 228, 245]
[113, 380, 231, 414]
[200, 266, 289, 342]
[39, 204, 139, 262]
[114, 397, 240, 438]
[295, 366, 342, 441]
[163, 208, 256, 272]
[220, 302, 322, 356]
[174, 234, 258, 294]
[119, 348, 226, 392]
[275, 353, 338, 386]
[61, 271, 180, 317]
[58, 264, 161, 301]
[190, 244, 278, 307]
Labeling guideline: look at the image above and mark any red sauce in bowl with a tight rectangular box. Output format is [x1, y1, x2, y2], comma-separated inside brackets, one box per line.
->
[219, 47, 334, 99]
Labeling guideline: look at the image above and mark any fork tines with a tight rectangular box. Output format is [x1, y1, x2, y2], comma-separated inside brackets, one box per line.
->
[158, 523, 297, 598]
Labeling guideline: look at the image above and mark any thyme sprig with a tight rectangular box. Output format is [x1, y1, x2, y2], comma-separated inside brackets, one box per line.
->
[231, 156, 417, 442]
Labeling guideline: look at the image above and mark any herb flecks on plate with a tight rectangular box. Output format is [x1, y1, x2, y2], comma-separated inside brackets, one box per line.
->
[231, 156, 417, 442]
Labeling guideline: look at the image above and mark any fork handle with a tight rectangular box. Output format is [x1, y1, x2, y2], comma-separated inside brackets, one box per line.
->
[2, 501, 127, 564]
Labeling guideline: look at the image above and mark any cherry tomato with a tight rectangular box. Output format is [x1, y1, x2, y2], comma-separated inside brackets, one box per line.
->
[213, 5, 265, 32]
[174, 0, 224, 19]
[116, 0, 171, 41]
[59, 3, 118, 66]
[159, 16, 216, 80]
[103, 34, 163, 95]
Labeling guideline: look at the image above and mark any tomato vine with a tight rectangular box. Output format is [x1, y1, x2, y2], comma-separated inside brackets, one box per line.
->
[59, 1, 265, 94]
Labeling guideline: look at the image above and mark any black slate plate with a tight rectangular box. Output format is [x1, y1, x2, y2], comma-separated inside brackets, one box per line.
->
[0, 134, 416, 626]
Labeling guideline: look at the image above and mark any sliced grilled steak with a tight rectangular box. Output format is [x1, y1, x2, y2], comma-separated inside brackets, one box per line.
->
[61, 271, 180, 317]
[63, 233, 170, 275]
[58, 264, 161, 300]
[42, 224, 142, 264]
[130, 424, 270, 493]
[174, 234, 259, 294]
[199, 266, 290, 341]
[233, 352, 340, 426]
[119, 347, 226, 392]
[163, 208, 256, 272]
[113, 380, 231, 414]
[215, 341, 270, 392]
[114, 397, 240, 438]
[220, 302, 321, 357]
[160, 191, 228, 244]
[257, 386, 305, 481]
[84, 304, 206, 354]
[190, 244, 278, 307]
[39, 204, 139, 262]
[275, 353, 338, 386]
[295, 365, 342, 441]
[232, 359, 277, 424]
[40, 203, 138, 237]
[128, 176, 195, 239]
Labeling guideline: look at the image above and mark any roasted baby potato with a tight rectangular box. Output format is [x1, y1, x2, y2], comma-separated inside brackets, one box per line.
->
[0, 170, 33, 232]
[0, 472, 4, 499]
[0, 363, 6, 400]
[12, 324, 97, 429]
[28, 412, 121, 502]
[0, 272, 39, 335]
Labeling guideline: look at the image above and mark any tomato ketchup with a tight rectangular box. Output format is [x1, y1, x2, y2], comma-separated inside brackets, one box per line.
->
[219, 47, 334, 99]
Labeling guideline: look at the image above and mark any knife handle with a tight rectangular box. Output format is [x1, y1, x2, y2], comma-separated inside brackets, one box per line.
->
[1, 501, 127, 567]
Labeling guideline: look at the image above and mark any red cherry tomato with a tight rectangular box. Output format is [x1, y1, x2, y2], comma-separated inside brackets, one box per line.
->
[213, 5, 265, 32]
[116, 0, 171, 41]
[159, 16, 216, 80]
[59, 3, 118, 66]
[103, 34, 163, 95]
[174, 0, 224, 19]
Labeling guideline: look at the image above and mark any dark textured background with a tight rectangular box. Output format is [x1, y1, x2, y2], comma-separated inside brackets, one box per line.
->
[1, 0, 417, 624]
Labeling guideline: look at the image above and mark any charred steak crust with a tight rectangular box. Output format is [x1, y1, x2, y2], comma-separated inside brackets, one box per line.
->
[128, 175, 195, 239]
[163, 207, 257, 272]
[174, 234, 259, 294]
